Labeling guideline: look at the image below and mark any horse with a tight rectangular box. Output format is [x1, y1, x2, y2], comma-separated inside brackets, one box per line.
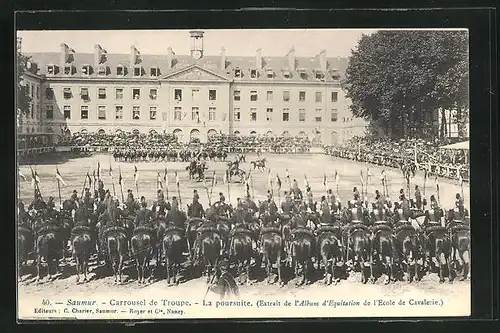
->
[260, 227, 283, 285]
[370, 224, 396, 284]
[250, 158, 266, 172]
[446, 220, 471, 281]
[18, 226, 33, 281]
[394, 224, 422, 283]
[227, 168, 246, 183]
[185, 217, 205, 260]
[229, 228, 254, 285]
[162, 226, 185, 285]
[346, 224, 371, 283]
[316, 226, 342, 285]
[71, 224, 94, 284]
[35, 224, 62, 282]
[423, 224, 453, 283]
[290, 227, 315, 286]
[131, 225, 156, 284]
[103, 226, 129, 283]
[199, 228, 222, 283]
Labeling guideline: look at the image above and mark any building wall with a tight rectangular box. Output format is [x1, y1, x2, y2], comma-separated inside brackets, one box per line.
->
[19, 73, 43, 134]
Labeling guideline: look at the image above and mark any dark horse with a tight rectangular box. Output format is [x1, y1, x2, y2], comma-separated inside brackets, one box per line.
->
[229, 227, 254, 285]
[260, 227, 283, 285]
[162, 226, 185, 285]
[185, 161, 207, 181]
[446, 219, 471, 281]
[394, 224, 422, 283]
[131, 225, 156, 284]
[370, 224, 396, 284]
[35, 224, 62, 282]
[103, 226, 129, 283]
[250, 158, 266, 172]
[199, 226, 222, 283]
[316, 225, 342, 285]
[18, 226, 33, 281]
[290, 227, 315, 286]
[346, 224, 371, 283]
[423, 224, 453, 283]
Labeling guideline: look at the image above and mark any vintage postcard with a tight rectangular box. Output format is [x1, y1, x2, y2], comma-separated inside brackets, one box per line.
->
[16, 28, 470, 320]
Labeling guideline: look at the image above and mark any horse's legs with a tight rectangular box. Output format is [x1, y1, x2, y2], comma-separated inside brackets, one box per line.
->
[446, 252, 454, 283]
[35, 255, 42, 283]
[266, 256, 271, 284]
[147, 258, 152, 283]
[166, 257, 171, 285]
[388, 255, 394, 284]
[75, 255, 80, 283]
[369, 244, 375, 283]
[437, 252, 444, 283]
[136, 258, 141, 284]
[118, 254, 124, 283]
[359, 253, 367, 284]
[246, 260, 250, 286]
[459, 249, 469, 281]
[323, 256, 329, 285]
[83, 257, 88, 282]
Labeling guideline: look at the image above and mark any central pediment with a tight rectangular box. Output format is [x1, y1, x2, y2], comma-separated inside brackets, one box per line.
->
[161, 65, 230, 82]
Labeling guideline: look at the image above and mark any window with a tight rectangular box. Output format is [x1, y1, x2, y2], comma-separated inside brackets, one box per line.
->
[162, 112, 168, 121]
[266, 108, 273, 121]
[98, 106, 106, 120]
[315, 92, 322, 103]
[299, 91, 306, 102]
[80, 88, 89, 100]
[132, 106, 140, 120]
[150, 67, 159, 77]
[81, 106, 89, 120]
[29, 104, 33, 119]
[36, 86, 39, 99]
[299, 109, 306, 122]
[30, 84, 34, 98]
[192, 89, 200, 101]
[192, 107, 200, 122]
[150, 88, 157, 100]
[250, 108, 257, 122]
[63, 87, 72, 99]
[115, 88, 123, 100]
[283, 91, 290, 102]
[234, 68, 242, 78]
[98, 88, 106, 99]
[117, 65, 124, 76]
[132, 88, 140, 100]
[250, 91, 258, 101]
[115, 106, 123, 120]
[331, 109, 338, 122]
[209, 89, 217, 101]
[282, 108, 290, 122]
[267, 91, 273, 101]
[315, 108, 322, 122]
[283, 70, 291, 79]
[63, 65, 72, 75]
[63, 105, 71, 119]
[150, 106, 157, 120]
[331, 91, 339, 102]
[267, 69, 274, 78]
[209, 107, 216, 121]
[315, 71, 325, 80]
[174, 89, 182, 101]
[45, 88, 54, 100]
[234, 108, 241, 122]
[133, 67, 142, 77]
[46, 65, 56, 75]
[174, 107, 182, 120]
[97, 66, 107, 76]
[299, 70, 307, 80]
[45, 105, 53, 119]
[250, 69, 257, 78]
[81, 65, 91, 76]
[233, 90, 240, 101]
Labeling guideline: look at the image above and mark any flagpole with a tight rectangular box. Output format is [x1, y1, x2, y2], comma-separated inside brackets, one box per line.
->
[250, 174, 255, 200]
[57, 179, 62, 206]
[423, 169, 427, 197]
[119, 166, 124, 203]
[226, 172, 231, 205]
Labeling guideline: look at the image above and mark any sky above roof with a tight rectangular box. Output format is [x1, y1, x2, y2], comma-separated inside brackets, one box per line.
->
[17, 29, 380, 58]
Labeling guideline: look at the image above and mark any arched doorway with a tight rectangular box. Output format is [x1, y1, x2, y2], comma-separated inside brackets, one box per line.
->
[298, 131, 307, 139]
[132, 129, 140, 135]
[249, 130, 257, 137]
[207, 129, 218, 140]
[331, 131, 339, 145]
[190, 129, 200, 141]
[233, 130, 240, 136]
[282, 131, 290, 138]
[115, 129, 123, 135]
[266, 130, 274, 137]
[149, 129, 157, 135]
[173, 128, 184, 142]
[97, 129, 106, 135]
[81, 129, 88, 135]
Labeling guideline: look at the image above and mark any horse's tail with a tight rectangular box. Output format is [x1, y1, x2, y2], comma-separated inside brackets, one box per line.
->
[223, 273, 240, 298]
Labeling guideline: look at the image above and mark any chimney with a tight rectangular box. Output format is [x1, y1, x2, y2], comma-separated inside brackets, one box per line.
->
[287, 46, 296, 71]
[220, 47, 226, 70]
[255, 48, 262, 69]
[130, 45, 138, 66]
[167, 47, 174, 69]
[60, 43, 69, 67]
[319, 49, 327, 71]
[94, 44, 103, 66]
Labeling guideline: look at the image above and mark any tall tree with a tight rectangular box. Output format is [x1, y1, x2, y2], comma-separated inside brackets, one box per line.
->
[342, 30, 469, 139]
[17, 51, 32, 117]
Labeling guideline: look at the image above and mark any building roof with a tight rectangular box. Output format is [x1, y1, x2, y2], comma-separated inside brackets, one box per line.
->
[24, 51, 349, 82]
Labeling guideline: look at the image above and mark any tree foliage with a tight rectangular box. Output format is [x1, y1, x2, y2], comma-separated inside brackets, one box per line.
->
[17, 51, 32, 117]
[342, 30, 469, 139]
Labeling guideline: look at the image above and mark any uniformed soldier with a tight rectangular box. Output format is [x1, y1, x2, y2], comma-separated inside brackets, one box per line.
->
[152, 189, 171, 218]
[188, 193, 205, 219]
[281, 191, 294, 219]
[423, 195, 443, 228]
[454, 193, 466, 222]
[414, 185, 422, 210]
[208, 259, 239, 300]
[134, 197, 152, 227]
[44, 196, 59, 223]
[17, 201, 31, 226]
[353, 187, 360, 201]
[29, 189, 46, 212]
[306, 187, 314, 212]
[320, 195, 332, 225]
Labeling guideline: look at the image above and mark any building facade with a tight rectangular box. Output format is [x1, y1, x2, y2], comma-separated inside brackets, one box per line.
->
[21, 31, 367, 145]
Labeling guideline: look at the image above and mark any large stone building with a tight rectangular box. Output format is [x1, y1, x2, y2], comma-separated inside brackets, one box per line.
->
[19, 31, 367, 145]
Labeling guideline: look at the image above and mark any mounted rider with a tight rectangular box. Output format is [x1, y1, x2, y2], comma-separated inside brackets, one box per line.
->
[214, 192, 232, 218]
[306, 186, 314, 211]
[83, 188, 94, 216]
[452, 193, 467, 223]
[422, 195, 443, 228]
[44, 196, 59, 224]
[319, 195, 333, 225]
[281, 191, 295, 221]
[134, 196, 152, 227]
[124, 189, 140, 216]
[18, 201, 32, 227]
[167, 197, 185, 228]
[29, 188, 46, 212]
[151, 189, 171, 219]
[414, 185, 423, 210]
[188, 190, 205, 219]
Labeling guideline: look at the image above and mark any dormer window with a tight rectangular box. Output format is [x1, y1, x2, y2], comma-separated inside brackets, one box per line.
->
[46, 64, 57, 75]
[298, 69, 307, 79]
[283, 70, 291, 79]
[97, 65, 108, 76]
[117, 65, 124, 76]
[150, 67, 160, 77]
[234, 68, 242, 78]
[315, 70, 325, 80]
[266, 69, 274, 78]
[81, 64, 92, 76]
[133, 66, 142, 77]
[250, 69, 257, 79]
[64, 65, 73, 75]
[330, 71, 340, 80]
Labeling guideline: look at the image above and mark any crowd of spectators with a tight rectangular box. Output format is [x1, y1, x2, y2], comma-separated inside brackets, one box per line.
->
[325, 136, 469, 181]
